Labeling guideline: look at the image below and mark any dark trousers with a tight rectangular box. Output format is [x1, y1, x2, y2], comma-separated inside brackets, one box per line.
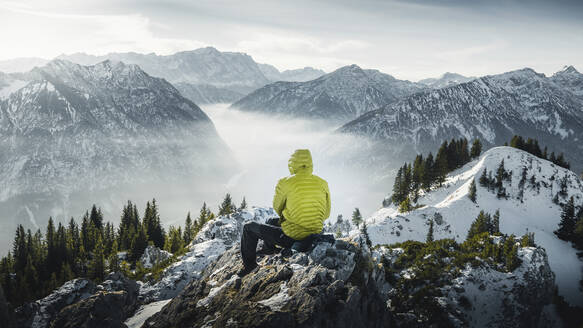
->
[241, 218, 295, 269]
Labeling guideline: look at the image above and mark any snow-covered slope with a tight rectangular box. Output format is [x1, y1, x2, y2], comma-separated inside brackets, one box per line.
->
[0, 59, 234, 253]
[418, 72, 475, 88]
[340, 67, 583, 172]
[366, 147, 583, 305]
[231, 64, 427, 123]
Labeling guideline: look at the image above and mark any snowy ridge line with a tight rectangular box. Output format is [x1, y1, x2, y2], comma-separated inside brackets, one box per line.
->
[366, 146, 583, 305]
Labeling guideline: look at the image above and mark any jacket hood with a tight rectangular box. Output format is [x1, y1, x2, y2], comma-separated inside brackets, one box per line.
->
[288, 149, 313, 175]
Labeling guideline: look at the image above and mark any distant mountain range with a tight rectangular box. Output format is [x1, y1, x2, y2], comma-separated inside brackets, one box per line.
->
[0, 48, 326, 104]
[0, 59, 235, 252]
[231, 64, 427, 122]
[340, 66, 583, 173]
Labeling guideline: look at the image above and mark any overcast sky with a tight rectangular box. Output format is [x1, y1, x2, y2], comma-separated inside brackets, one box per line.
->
[1, 0, 582, 80]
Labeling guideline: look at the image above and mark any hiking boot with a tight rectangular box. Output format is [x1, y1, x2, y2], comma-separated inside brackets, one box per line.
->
[257, 247, 278, 256]
[237, 263, 258, 277]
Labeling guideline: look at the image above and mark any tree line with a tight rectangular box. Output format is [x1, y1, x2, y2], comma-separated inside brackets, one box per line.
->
[555, 196, 583, 250]
[0, 193, 244, 307]
[391, 138, 482, 211]
[508, 135, 570, 169]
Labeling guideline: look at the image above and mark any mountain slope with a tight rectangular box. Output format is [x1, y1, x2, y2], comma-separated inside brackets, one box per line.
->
[0, 59, 234, 253]
[366, 147, 583, 305]
[340, 67, 583, 172]
[231, 64, 427, 123]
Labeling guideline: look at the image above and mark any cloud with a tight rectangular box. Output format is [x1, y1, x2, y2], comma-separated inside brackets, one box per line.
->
[0, 2, 206, 59]
[234, 30, 368, 71]
[434, 40, 508, 60]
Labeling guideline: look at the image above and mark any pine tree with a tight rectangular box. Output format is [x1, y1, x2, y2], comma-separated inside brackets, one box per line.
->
[183, 212, 194, 245]
[426, 220, 434, 243]
[555, 196, 576, 240]
[108, 240, 120, 273]
[46, 217, 57, 274]
[467, 211, 493, 240]
[239, 197, 248, 210]
[88, 235, 106, 282]
[143, 199, 165, 249]
[129, 225, 148, 263]
[422, 152, 435, 191]
[165, 226, 184, 254]
[398, 197, 412, 213]
[468, 179, 477, 203]
[495, 160, 507, 198]
[392, 166, 406, 204]
[521, 231, 535, 247]
[435, 146, 448, 186]
[492, 210, 500, 234]
[89, 205, 104, 231]
[412, 155, 424, 201]
[503, 236, 520, 271]
[352, 208, 363, 227]
[506, 244, 520, 271]
[195, 202, 212, 235]
[13, 225, 27, 273]
[360, 222, 372, 248]
[218, 193, 235, 216]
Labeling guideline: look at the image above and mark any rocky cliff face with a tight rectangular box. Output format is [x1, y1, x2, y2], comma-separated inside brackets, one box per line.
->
[14, 272, 138, 328]
[144, 237, 393, 328]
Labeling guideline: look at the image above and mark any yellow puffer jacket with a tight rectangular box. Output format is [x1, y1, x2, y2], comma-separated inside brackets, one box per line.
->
[273, 149, 331, 240]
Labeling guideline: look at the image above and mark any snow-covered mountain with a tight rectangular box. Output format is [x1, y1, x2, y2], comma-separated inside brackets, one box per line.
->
[551, 65, 583, 98]
[0, 59, 234, 253]
[258, 63, 326, 82]
[340, 67, 583, 172]
[231, 64, 427, 122]
[418, 72, 475, 88]
[366, 146, 583, 305]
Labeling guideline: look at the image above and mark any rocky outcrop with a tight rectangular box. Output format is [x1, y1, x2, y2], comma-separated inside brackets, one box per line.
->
[50, 291, 133, 328]
[138, 208, 279, 303]
[140, 246, 172, 269]
[15, 278, 97, 328]
[144, 237, 393, 328]
[15, 272, 138, 328]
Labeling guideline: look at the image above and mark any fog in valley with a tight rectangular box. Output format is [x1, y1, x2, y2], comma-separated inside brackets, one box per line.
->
[200, 104, 388, 225]
[0, 104, 393, 254]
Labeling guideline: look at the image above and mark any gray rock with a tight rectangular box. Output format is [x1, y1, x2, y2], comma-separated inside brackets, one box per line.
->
[144, 237, 393, 328]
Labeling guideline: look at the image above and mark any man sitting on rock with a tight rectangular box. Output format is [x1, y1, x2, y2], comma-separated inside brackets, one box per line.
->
[238, 149, 331, 277]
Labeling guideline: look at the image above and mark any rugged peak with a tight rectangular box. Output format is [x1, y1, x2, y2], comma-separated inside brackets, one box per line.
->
[552, 65, 581, 78]
[557, 65, 579, 75]
[333, 64, 364, 74]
